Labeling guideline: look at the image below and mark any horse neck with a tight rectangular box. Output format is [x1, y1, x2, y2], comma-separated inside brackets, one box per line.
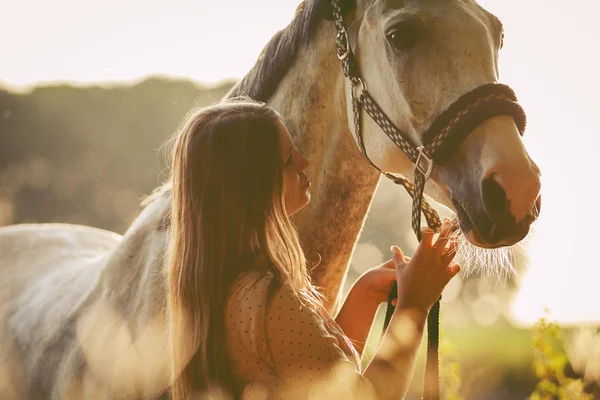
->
[268, 22, 381, 312]
[97, 188, 171, 330]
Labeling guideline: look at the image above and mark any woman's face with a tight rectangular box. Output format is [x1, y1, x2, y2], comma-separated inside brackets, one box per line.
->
[276, 119, 311, 216]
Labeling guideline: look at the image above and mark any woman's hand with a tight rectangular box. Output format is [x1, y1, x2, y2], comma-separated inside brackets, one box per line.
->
[353, 258, 399, 306]
[393, 218, 461, 313]
[352, 218, 460, 309]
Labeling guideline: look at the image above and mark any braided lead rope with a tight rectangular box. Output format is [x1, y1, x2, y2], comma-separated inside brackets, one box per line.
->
[331, 6, 526, 400]
[384, 171, 443, 400]
[331, 2, 443, 399]
[350, 80, 444, 400]
[361, 91, 446, 239]
[332, 3, 515, 240]
[352, 82, 446, 238]
[424, 299, 442, 400]
[360, 93, 419, 161]
[382, 172, 443, 237]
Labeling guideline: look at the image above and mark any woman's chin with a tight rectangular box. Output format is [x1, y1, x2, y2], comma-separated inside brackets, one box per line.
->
[298, 193, 311, 212]
[288, 194, 311, 217]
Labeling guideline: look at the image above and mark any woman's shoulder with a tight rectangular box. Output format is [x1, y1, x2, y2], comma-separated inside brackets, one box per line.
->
[229, 269, 275, 305]
[228, 269, 313, 327]
[227, 269, 284, 326]
[226, 271, 278, 385]
[229, 269, 313, 314]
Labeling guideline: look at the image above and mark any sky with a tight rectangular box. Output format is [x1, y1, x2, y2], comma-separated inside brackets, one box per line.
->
[2, 0, 599, 326]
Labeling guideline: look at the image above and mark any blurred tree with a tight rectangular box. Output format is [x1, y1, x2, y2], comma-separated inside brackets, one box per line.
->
[0, 77, 233, 232]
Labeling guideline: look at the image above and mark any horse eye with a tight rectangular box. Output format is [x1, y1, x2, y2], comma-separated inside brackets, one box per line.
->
[387, 21, 421, 51]
[499, 30, 505, 50]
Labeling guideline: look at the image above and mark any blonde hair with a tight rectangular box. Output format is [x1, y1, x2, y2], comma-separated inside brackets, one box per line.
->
[166, 99, 327, 399]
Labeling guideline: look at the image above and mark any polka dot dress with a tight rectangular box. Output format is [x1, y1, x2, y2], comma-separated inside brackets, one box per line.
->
[226, 270, 363, 398]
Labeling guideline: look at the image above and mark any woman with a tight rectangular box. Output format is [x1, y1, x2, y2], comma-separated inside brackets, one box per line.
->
[166, 99, 460, 400]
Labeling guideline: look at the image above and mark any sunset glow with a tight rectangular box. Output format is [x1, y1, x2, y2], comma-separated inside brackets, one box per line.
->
[2, 0, 598, 326]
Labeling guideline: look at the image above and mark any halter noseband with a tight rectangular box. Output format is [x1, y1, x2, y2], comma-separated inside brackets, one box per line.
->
[330, 1, 526, 399]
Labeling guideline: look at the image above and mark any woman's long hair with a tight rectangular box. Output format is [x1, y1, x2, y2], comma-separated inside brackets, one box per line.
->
[166, 99, 325, 399]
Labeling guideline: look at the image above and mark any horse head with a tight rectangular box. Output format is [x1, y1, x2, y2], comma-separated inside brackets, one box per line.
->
[337, 0, 541, 248]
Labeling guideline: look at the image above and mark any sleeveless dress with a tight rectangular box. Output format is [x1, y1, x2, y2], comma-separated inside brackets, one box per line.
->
[225, 270, 374, 400]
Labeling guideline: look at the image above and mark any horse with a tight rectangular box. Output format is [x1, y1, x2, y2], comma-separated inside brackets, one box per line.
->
[0, 0, 542, 398]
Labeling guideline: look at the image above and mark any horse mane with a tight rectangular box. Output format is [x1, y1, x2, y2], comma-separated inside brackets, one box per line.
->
[142, 0, 353, 216]
[226, 0, 328, 102]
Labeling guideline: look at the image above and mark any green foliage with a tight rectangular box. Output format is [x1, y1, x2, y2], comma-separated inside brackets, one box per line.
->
[528, 318, 592, 400]
[0, 77, 235, 232]
[440, 334, 463, 400]
[437, 318, 595, 400]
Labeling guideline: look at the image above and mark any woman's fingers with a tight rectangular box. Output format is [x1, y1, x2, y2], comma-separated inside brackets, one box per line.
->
[446, 262, 461, 279]
[420, 227, 435, 247]
[434, 218, 454, 252]
[391, 245, 405, 265]
[442, 238, 459, 265]
[381, 258, 396, 270]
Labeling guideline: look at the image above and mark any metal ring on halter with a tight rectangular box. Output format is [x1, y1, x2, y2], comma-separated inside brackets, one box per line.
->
[336, 30, 351, 60]
[415, 146, 434, 180]
[351, 78, 367, 101]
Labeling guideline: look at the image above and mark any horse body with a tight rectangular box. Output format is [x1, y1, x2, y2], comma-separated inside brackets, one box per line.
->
[0, 0, 542, 398]
[0, 224, 118, 399]
[1, 194, 173, 399]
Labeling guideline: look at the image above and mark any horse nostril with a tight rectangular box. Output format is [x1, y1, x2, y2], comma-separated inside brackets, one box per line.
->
[482, 174, 508, 217]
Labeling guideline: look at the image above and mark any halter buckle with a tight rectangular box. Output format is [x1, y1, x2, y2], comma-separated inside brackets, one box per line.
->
[415, 146, 433, 180]
[336, 30, 350, 60]
[351, 78, 367, 101]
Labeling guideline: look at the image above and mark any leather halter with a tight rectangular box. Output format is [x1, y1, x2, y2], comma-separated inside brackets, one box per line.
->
[329, 1, 527, 399]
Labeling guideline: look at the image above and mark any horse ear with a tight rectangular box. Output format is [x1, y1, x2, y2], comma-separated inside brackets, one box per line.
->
[321, 0, 356, 21]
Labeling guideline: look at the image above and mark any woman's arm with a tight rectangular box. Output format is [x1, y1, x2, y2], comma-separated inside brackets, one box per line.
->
[362, 305, 428, 400]
[334, 262, 429, 398]
[362, 222, 460, 400]
[334, 283, 381, 356]
[254, 220, 459, 400]
[335, 259, 398, 356]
